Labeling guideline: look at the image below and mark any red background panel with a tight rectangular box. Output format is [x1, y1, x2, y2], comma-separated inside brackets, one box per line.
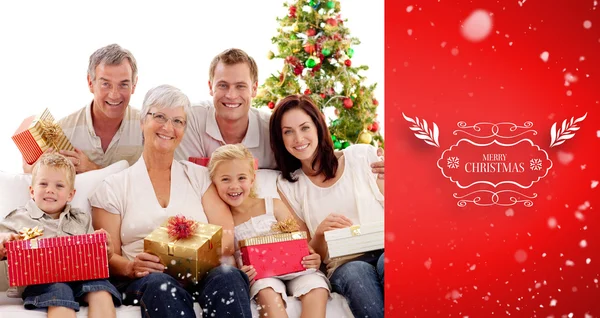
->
[385, 0, 599, 316]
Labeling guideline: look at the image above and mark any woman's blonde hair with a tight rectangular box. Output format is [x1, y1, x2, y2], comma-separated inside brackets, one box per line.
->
[31, 153, 76, 189]
[208, 144, 257, 198]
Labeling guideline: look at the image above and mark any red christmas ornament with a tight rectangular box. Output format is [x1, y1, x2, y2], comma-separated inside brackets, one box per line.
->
[320, 93, 326, 99]
[289, 5, 297, 18]
[166, 215, 198, 240]
[344, 59, 352, 67]
[268, 101, 275, 109]
[326, 18, 338, 26]
[343, 98, 353, 108]
[368, 122, 380, 132]
[303, 43, 316, 54]
[373, 99, 379, 106]
[293, 66, 304, 76]
[304, 89, 311, 95]
[312, 63, 322, 72]
[306, 28, 317, 36]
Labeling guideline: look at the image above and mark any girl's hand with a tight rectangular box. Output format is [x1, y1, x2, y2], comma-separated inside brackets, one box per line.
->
[314, 213, 353, 238]
[128, 252, 166, 279]
[302, 246, 322, 269]
[94, 229, 113, 260]
[241, 265, 257, 286]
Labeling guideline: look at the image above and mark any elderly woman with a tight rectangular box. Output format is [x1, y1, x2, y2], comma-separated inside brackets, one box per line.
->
[272, 95, 385, 318]
[90, 85, 252, 317]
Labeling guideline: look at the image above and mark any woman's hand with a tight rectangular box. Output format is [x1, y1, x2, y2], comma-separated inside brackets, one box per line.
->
[241, 265, 257, 286]
[128, 252, 166, 279]
[302, 246, 321, 269]
[314, 213, 353, 238]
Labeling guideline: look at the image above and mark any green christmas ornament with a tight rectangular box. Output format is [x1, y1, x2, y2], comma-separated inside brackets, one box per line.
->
[290, 34, 297, 40]
[321, 48, 331, 56]
[342, 141, 350, 149]
[305, 56, 318, 68]
[331, 135, 337, 142]
[331, 119, 340, 126]
[309, 0, 320, 9]
[334, 140, 342, 149]
[327, 1, 335, 9]
[347, 48, 354, 58]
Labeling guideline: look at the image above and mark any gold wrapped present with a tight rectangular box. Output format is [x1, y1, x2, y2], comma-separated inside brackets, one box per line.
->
[12, 108, 74, 165]
[144, 216, 222, 286]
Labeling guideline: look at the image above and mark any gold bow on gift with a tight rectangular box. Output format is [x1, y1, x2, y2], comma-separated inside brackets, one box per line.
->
[39, 120, 61, 150]
[271, 218, 300, 234]
[19, 226, 44, 240]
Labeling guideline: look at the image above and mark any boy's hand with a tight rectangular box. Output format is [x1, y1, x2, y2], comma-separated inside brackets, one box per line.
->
[241, 265, 257, 286]
[302, 246, 322, 269]
[0, 233, 21, 259]
[94, 229, 113, 261]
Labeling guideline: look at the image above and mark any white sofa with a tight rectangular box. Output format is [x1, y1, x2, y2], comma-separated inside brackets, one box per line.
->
[0, 165, 354, 317]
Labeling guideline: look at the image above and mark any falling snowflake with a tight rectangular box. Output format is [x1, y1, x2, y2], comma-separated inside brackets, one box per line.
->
[529, 158, 542, 171]
[447, 157, 460, 169]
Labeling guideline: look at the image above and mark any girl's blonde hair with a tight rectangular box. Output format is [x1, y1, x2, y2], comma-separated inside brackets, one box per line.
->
[31, 153, 76, 189]
[208, 144, 257, 198]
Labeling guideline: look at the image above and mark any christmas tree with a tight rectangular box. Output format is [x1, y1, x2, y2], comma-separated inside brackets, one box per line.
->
[254, 0, 383, 149]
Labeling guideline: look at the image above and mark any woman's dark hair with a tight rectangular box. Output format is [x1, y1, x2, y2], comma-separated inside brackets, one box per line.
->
[269, 95, 338, 182]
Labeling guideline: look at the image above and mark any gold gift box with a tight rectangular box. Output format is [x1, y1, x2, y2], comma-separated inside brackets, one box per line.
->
[144, 222, 222, 286]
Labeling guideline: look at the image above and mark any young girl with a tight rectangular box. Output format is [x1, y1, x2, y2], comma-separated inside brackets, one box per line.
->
[208, 144, 330, 318]
[270, 95, 385, 318]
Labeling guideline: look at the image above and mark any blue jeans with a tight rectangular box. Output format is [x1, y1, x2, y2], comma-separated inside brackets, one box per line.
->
[115, 265, 251, 318]
[330, 250, 384, 318]
[22, 279, 121, 311]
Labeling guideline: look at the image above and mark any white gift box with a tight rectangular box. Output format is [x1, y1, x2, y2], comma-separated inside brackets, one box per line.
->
[324, 221, 385, 258]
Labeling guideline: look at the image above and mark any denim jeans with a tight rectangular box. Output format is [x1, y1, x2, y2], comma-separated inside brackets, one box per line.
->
[330, 250, 384, 318]
[115, 265, 251, 318]
[22, 279, 122, 311]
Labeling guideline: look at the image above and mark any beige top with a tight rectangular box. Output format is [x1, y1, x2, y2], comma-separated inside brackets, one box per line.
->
[0, 200, 92, 238]
[175, 101, 277, 169]
[58, 102, 143, 168]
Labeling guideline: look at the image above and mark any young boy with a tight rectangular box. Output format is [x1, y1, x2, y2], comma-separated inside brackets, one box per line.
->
[0, 153, 121, 318]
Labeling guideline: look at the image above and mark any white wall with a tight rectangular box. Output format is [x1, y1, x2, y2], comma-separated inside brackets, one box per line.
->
[0, 0, 383, 173]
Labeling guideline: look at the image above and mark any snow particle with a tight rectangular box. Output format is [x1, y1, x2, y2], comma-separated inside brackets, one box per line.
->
[424, 258, 432, 270]
[580, 240, 588, 248]
[566, 260, 575, 266]
[451, 48, 460, 56]
[515, 249, 528, 263]
[583, 20, 592, 29]
[461, 9, 494, 42]
[586, 258, 591, 264]
[550, 299, 557, 307]
[505, 208, 515, 217]
[547, 217, 558, 229]
[557, 151, 574, 165]
[540, 51, 549, 62]
[406, 5, 414, 12]
[591, 180, 599, 189]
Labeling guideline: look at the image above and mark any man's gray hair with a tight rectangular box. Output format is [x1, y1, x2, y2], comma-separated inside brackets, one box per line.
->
[140, 84, 191, 124]
[88, 44, 138, 82]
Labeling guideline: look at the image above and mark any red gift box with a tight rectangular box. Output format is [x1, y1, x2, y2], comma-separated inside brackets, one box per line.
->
[239, 231, 309, 280]
[5, 232, 109, 286]
[189, 157, 258, 169]
[12, 108, 74, 165]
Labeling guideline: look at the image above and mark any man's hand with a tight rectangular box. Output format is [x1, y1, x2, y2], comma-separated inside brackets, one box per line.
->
[371, 147, 385, 179]
[59, 148, 100, 174]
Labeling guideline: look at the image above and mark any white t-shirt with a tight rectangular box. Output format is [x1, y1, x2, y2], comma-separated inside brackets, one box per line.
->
[277, 145, 384, 275]
[89, 156, 211, 261]
[175, 101, 276, 169]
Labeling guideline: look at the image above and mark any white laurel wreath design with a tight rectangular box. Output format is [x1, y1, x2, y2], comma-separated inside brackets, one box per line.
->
[549, 113, 587, 148]
[402, 113, 440, 147]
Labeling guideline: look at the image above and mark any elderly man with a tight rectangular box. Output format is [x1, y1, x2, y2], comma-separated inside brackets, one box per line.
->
[176, 48, 384, 175]
[23, 44, 143, 173]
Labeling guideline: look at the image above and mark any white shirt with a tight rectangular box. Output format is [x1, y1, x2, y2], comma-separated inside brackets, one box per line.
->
[89, 156, 211, 261]
[175, 101, 276, 169]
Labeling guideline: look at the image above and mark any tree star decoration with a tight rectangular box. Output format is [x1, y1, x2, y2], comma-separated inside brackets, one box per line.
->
[549, 113, 587, 148]
[402, 113, 440, 147]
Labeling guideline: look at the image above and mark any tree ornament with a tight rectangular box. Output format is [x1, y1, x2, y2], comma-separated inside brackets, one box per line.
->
[304, 88, 311, 95]
[347, 48, 354, 58]
[293, 66, 304, 75]
[343, 98, 353, 108]
[332, 119, 340, 127]
[290, 34, 297, 40]
[309, 0, 320, 9]
[358, 130, 373, 144]
[267, 51, 275, 60]
[334, 140, 342, 149]
[368, 121, 379, 132]
[344, 59, 352, 67]
[331, 135, 337, 142]
[342, 141, 350, 149]
[305, 56, 318, 68]
[320, 93, 326, 99]
[307, 28, 317, 36]
[321, 48, 331, 56]
[289, 5, 297, 18]
[268, 101, 275, 109]
[303, 43, 316, 54]
[373, 99, 379, 106]
[326, 18, 338, 26]
[327, 1, 335, 9]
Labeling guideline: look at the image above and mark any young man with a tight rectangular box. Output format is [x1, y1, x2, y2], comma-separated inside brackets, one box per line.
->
[176, 48, 385, 176]
[23, 44, 143, 174]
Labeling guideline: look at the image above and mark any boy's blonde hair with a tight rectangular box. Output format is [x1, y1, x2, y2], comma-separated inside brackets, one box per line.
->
[31, 153, 76, 189]
[208, 144, 257, 198]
